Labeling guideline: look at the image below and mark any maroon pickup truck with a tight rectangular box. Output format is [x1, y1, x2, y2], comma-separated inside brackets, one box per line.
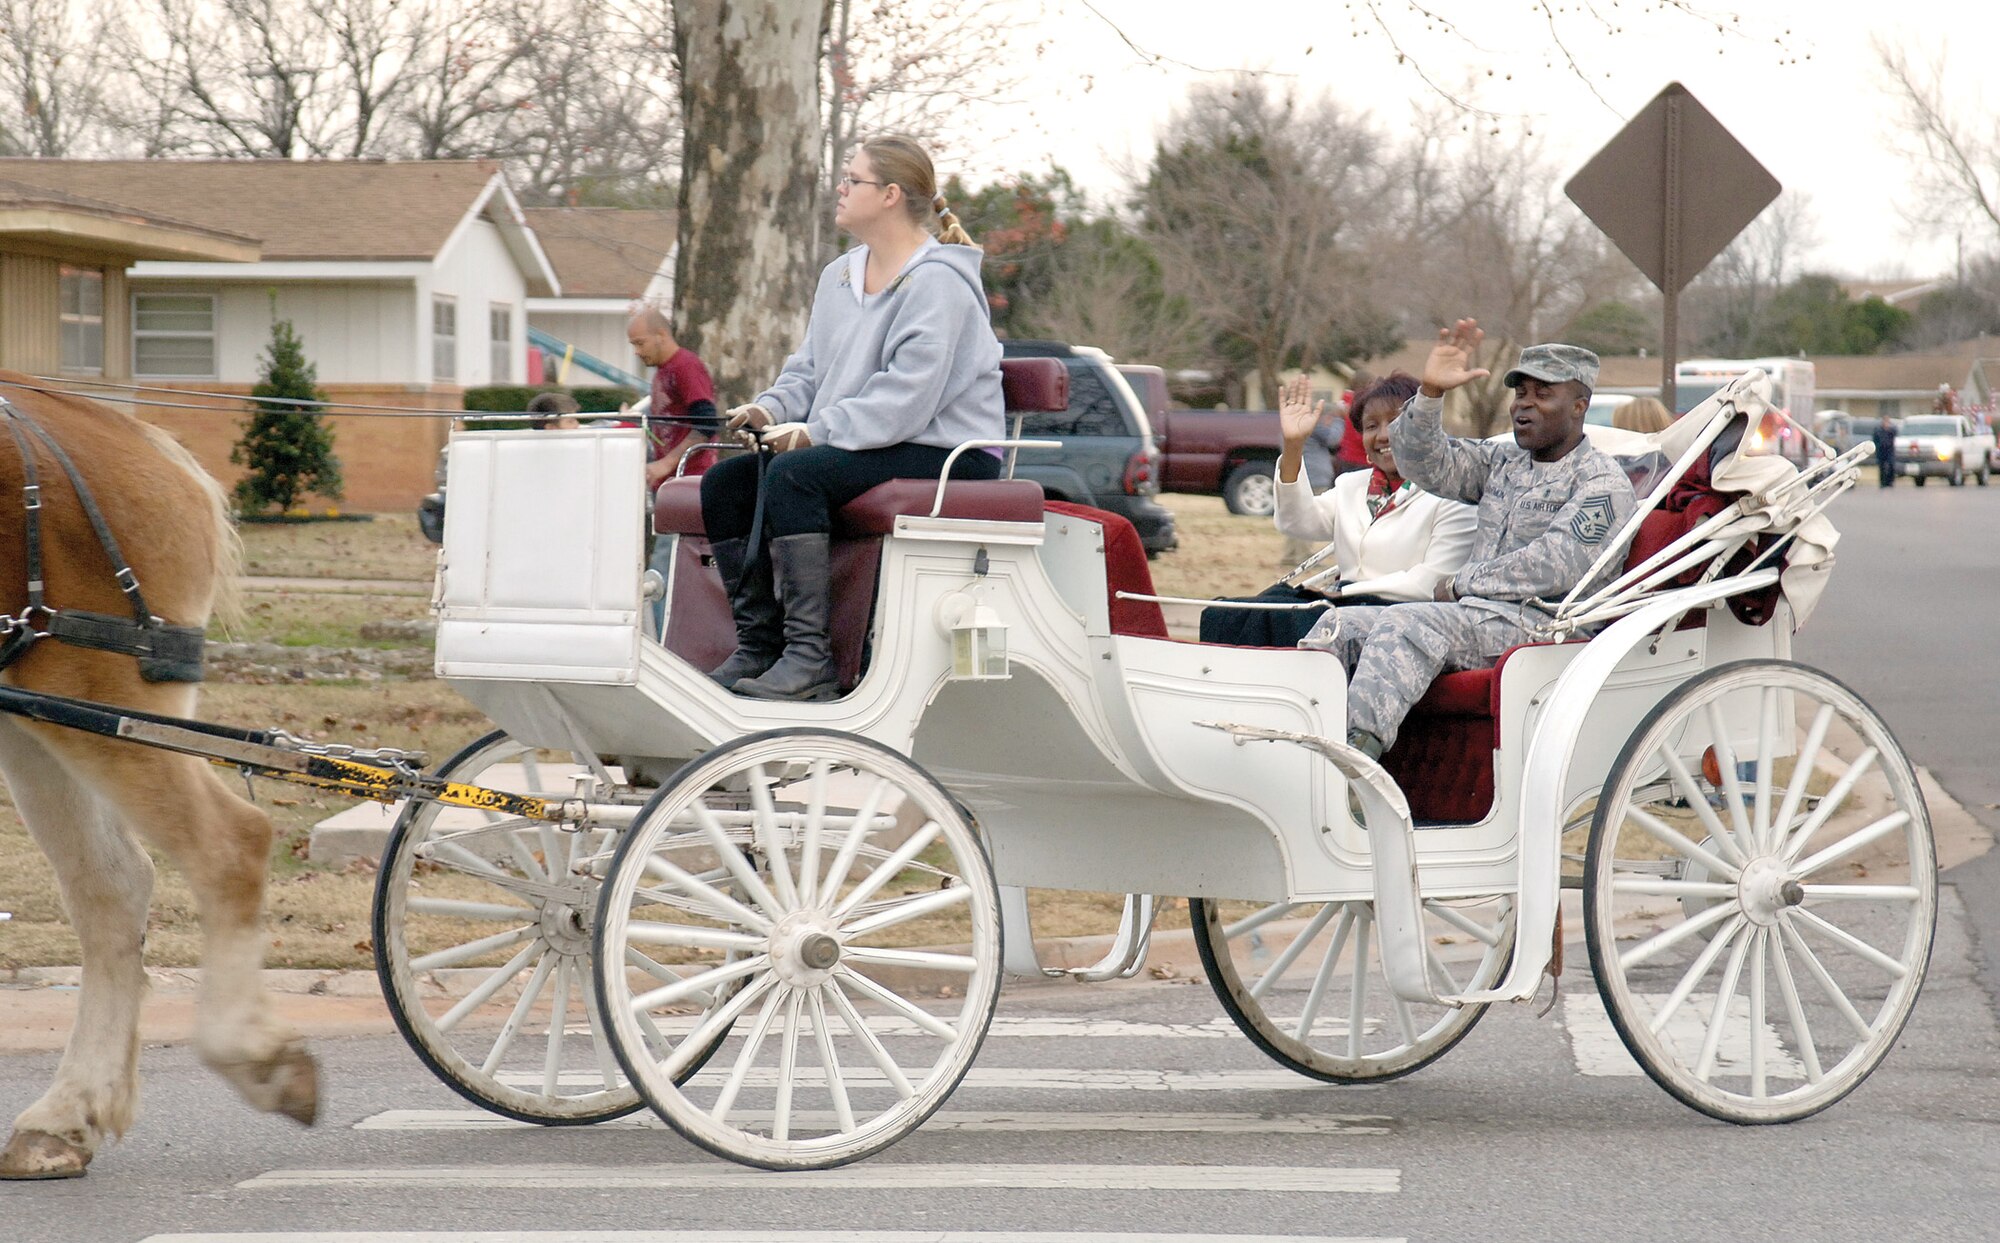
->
[1119, 365, 1286, 516]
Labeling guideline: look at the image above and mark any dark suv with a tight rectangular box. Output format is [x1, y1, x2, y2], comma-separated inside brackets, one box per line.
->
[1000, 340, 1178, 556]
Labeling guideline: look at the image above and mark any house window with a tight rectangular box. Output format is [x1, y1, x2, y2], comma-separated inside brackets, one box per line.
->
[60, 265, 104, 374]
[1878, 399, 1901, 420]
[488, 304, 512, 381]
[132, 293, 217, 377]
[432, 296, 457, 381]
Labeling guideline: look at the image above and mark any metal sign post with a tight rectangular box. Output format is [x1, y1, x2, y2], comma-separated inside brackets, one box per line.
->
[1565, 83, 1780, 412]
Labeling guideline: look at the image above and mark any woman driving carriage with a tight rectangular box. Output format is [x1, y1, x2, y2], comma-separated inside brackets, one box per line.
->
[1200, 372, 1477, 646]
[702, 135, 1006, 702]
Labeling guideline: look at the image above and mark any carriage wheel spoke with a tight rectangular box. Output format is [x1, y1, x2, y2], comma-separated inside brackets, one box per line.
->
[1346, 909, 1373, 1061]
[1609, 879, 1737, 898]
[623, 921, 765, 953]
[797, 760, 832, 910]
[408, 897, 539, 922]
[1424, 941, 1462, 997]
[623, 946, 710, 1002]
[633, 852, 774, 932]
[411, 924, 536, 973]
[1790, 811, 1912, 881]
[836, 966, 959, 1041]
[1799, 884, 1921, 901]
[832, 822, 943, 922]
[1618, 899, 1738, 971]
[578, 961, 623, 1092]
[807, 989, 856, 1134]
[508, 829, 549, 884]
[1779, 919, 1874, 1041]
[1748, 928, 1770, 1098]
[1694, 928, 1753, 1083]
[428, 839, 519, 883]
[1246, 902, 1339, 1002]
[1660, 748, 1750, 868]
[1752, 688, 1779, 853]
[1779, 747, 1878, 864]
[1387, 979, 1420, 1051]
[840, 945, 976, 974]
[828, 976, 916, 1099]
[478, 948, 555, 1072]
[1704, 702, 1755, 847]
[814, 777, 891, 912]
[840, 883, 972, 939]
[632, 953, 769, 1013]
[772, 989, 805, 1141]
[541, 956, 574, 1097]
[658, 973, 777, 1080]
[1621, 806, 1741, 881]
[437, 938, 540, 1036]
[1423, 899, 1504, 946]
[1292, 905, 1355, 1041]
[1770, 705, 1835, 858]
[1225, 901, 1302, 939]
[1791, 907, 1909, 977]
[691, 798, 786, 922]
[710, 984, 787, 1124]
[1648, 914, 1745, 1035]
[748, 764, 800, 911]
[1770, 929, 1825, 1084]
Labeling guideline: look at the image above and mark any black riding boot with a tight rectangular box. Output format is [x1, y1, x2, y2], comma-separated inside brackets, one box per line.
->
[734, 533, 840, 701]
[707, 537, 783, 689]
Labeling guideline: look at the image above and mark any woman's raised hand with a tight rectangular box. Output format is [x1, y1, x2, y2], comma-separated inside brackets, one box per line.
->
[1277, 374, 1325, 447]
[1420, 319, 1491, 397]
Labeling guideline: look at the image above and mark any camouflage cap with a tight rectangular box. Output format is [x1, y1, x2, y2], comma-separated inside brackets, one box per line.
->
[1503, 343, 1600, 391]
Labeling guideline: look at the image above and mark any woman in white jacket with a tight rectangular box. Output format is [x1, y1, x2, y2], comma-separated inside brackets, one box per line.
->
[1200, 372, 1476, 646]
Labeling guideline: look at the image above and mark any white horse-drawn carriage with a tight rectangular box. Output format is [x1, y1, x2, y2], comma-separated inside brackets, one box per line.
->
[369, 358, 1933, 1170]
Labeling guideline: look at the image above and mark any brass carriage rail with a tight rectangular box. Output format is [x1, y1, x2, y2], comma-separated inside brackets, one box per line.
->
[0, 683, 576, 823]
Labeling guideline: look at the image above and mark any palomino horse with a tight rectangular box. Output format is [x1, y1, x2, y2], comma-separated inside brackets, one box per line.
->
[0, 376, 317, 1179]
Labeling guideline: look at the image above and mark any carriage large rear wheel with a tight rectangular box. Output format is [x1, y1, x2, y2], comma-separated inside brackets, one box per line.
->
[1191, 893, 1513, 1081]
[593, 729, 1002, 1169]
[1583, 660, 1936, 1123]
[373, 730, 721, 1124]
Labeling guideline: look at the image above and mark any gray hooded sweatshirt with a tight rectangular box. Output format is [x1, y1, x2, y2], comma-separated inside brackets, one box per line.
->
[755, 239, 1005, 452]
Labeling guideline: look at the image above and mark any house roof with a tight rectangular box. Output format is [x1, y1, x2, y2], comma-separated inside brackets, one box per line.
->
[521, 208, 675, 300]
[0, 158, 504, 262]
[0, 176, 258, 262]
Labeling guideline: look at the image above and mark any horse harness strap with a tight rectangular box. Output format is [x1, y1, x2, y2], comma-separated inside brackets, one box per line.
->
[0, 400, 205, 681]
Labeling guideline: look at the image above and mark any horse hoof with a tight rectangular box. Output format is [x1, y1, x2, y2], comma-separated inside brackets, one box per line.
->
[0, 1129, 91, 1179]
[272, 1046, 320, 1127]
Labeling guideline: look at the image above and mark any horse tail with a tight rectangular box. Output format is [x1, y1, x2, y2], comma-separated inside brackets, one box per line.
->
[132, 417, 243, 629]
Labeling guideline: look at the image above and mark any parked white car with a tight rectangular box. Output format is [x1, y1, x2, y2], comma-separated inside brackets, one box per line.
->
[1894, 414, 1996, 487]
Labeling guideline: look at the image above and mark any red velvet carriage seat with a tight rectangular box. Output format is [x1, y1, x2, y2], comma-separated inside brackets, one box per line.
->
[651, 357, 1070, 690]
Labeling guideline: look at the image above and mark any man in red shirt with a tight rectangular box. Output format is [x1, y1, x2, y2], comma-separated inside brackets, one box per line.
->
[627, 306, 721, 486]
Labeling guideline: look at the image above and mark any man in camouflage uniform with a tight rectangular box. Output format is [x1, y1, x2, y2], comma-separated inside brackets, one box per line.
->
[1301, 319, 1636, 759]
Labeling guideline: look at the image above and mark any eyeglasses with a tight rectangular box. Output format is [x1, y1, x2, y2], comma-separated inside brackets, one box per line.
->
[837, 176, 887, 190]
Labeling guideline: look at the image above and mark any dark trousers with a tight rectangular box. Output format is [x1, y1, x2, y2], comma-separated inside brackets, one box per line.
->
[700, 442, 1002, 542]
[1878, 456, 1896, 487]
[1199, 585, 1396, 647]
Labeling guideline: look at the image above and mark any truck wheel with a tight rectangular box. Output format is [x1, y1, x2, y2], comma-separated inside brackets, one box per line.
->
[1914, 474, 1927, 487]
[1950, 457, 1965, 487]
[1979, 457, 1991, 486]
[1223, 460, 1277, 517]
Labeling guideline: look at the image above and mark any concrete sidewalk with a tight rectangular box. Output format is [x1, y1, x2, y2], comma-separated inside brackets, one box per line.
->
[4, 760, 1988, 1055]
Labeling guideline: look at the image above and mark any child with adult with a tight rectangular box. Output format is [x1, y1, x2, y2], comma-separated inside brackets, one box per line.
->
[1200, 371, 1476, 647]
[701, 135, 1005, 701]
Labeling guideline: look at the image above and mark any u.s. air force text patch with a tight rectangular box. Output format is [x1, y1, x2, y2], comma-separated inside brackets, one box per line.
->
[1569, 494, 1614, 544]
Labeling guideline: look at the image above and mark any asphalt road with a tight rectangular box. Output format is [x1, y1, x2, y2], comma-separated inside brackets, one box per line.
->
[1791, 483, 2000, 1013]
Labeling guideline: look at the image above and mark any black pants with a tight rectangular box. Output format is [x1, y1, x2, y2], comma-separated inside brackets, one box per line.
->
[1878, 458, 1896, 487]
[700, 442, 1003, 542]
[1198, 585, 1396, 647]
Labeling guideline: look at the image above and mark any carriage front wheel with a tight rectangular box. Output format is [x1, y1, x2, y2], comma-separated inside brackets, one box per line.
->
[592, 728, 1002, 1169]
[1190, 893, 1513, 1081]
[1583, 659, 1936, 1123]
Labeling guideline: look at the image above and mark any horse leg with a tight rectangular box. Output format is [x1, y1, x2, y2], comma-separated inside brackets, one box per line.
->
[0, 719, 153, 1180]
[38, 713, 319, 1131]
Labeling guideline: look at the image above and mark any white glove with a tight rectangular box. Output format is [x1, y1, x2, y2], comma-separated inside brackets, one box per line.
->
[759, 422, 812, 453]
[725, 402, 773, 431]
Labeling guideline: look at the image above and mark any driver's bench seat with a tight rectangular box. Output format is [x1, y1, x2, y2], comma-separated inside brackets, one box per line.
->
[650, 357, 1069, 690]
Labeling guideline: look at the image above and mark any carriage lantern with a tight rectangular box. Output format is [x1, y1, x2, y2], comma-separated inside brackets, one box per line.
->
[937, 592, 1009, 680]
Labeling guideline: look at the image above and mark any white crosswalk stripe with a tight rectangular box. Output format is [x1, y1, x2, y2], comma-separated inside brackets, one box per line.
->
[496, 1067, 1376, 1092]
[1562, 992, 1807, 1077]
[354, 1107, 1395, 1134]
[147, 1233, 1402, 1243]
[236, 1163, 1401, 1193]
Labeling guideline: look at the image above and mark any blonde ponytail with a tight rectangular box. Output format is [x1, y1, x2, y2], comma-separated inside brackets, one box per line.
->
[933, 193, 974, 246]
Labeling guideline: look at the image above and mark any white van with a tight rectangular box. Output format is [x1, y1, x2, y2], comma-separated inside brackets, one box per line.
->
[1674, 357, 1819, 464]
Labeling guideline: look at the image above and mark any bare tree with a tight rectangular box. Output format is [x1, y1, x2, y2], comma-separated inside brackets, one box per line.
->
[820, 0, 1021, 258]
[1877, 38, 2000, 247]
[1681, 191, 1818, 356]
[0, 0, 120, 155]
[671, 0, 829, 397]
[398, 0, 533, 160]
[1391, 117, 1631, 434]
[1140, 78, 1399, 409]
[1022, 222, 1206, 369]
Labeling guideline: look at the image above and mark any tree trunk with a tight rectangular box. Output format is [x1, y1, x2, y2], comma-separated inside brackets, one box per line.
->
[671, 0, 829, 398]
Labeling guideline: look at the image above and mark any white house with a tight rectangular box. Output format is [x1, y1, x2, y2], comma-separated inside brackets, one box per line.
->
[521, 207, 675, 387]
[0, 158, 560, 510]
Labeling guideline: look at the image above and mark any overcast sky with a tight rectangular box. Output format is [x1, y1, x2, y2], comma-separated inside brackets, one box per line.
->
[966, 0, 1992, 283]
